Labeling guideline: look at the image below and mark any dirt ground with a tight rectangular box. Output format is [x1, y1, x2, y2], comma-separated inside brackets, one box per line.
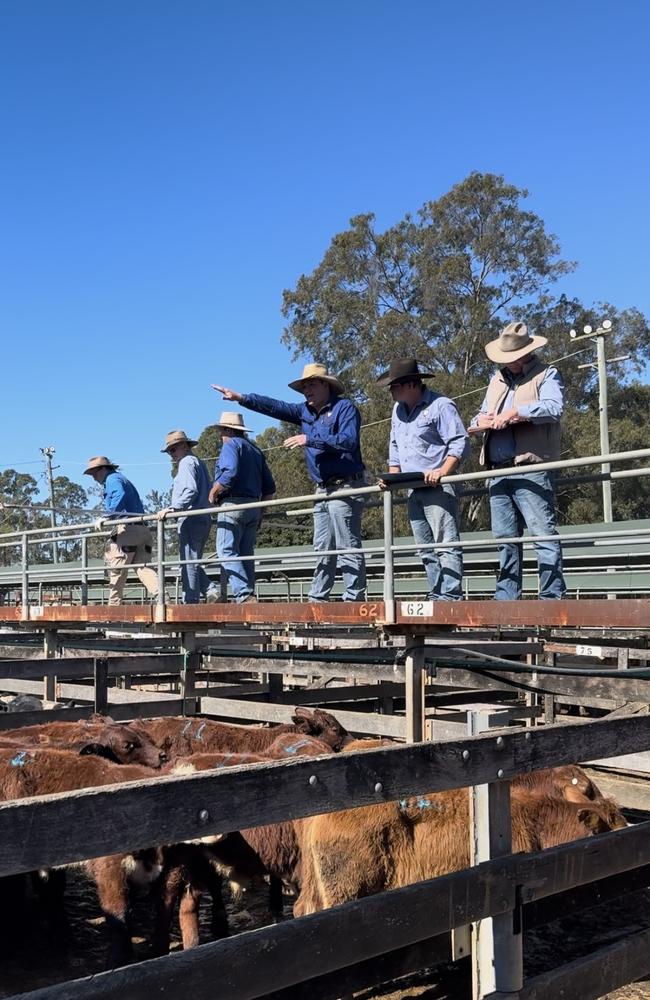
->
[1, 869, 650, 1000]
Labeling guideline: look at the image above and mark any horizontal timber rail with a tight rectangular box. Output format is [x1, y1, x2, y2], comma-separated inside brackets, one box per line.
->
[1, 597, 650, 629]
[11, 819, 650, 1000]
[2, 713, 650, 877]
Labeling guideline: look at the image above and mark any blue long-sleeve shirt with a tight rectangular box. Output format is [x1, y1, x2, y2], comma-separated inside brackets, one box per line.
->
[471, 363, 564, 465]
[389, 388, 470, 472]
[241, 393, 364, 484]
[103, 471, 145, 518]
[214, 436, 276, 499]
[171, 454, 212, 528]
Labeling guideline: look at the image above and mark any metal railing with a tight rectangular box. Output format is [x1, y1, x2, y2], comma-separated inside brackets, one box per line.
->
[1, 447, 650, 613]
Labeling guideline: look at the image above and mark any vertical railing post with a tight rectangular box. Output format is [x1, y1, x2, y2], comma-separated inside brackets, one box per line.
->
[80, 535, 89, 606]
[468, 711, 522, 999]
[21, 534, 29, 617]
[43, 628, 58, 704]
[94, 657, 109, 715]
[180, 631, 198, 716]
[156, 518, 165, 609]
[404, 632, 426, 743]
[383, 489, 396, 625]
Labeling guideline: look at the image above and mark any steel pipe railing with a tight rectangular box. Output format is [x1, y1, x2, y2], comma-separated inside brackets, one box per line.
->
[4, 447, 650, 607]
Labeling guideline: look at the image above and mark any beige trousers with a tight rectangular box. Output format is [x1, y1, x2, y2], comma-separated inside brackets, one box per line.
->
[104, 523, 159, 606]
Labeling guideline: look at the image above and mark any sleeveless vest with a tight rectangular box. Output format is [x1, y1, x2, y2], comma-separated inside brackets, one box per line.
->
[479, 359, 562, 468]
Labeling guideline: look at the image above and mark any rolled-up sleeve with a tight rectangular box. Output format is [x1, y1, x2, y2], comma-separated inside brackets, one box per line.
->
[438, 400, 470, 461]
[518, 368, 564, 423]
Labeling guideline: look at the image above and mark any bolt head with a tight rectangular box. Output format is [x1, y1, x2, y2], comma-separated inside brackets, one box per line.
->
[525, 732, 531, 740]
[374, 782, 383, 794]
[198, 808, 210, 824]
[496, 736, 504, 747]
[462, 750, 470, 761]
[309, 775, 318, 786]
[497, 769, 505, 779]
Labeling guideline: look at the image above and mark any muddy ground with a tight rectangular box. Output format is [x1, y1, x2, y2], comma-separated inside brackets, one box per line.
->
[1, 868, 649, 1000]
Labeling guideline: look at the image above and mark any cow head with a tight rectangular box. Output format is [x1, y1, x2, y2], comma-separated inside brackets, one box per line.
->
[77, 721, 166, 768]
[291, 707, 351, 752]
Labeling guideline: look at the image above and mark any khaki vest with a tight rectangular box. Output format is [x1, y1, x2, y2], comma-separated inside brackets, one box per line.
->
[479, 359, 561, 467]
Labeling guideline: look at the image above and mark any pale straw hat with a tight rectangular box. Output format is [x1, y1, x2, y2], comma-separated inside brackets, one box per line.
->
[485, 322, 548, 364]
[161, 430, 199, 453]
[215, 412, 252, 433]
[288, 362, 344, 395]
[83, 455, 118, 475]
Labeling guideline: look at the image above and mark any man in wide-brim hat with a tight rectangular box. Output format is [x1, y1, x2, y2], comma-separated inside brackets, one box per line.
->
[159, 431, 220, 605]
[211, 363, 367, 602]
[84, 456, 159, 606]
[377, 358, 469, 602]
[206, 412, 276, 604]
[469, 321, 566, 600]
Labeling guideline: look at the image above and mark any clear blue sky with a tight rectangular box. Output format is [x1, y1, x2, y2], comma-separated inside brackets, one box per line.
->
[1, 0, 648, 502]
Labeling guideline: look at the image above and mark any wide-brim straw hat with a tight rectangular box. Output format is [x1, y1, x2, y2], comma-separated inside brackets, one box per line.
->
[84, 456, 118, 475]
[161, 430, 199, 453]
[485, 322, 548, 364]
[376, 358, 434, 387]
[288, 362, 344, 395]
[215, 412, 252, 433]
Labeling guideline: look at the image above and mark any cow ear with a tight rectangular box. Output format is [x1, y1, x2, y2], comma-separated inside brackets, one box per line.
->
[564, 784, 591, 805]
[577, 807, 606, 833]
[87, 713, 114, 724]
[78, 742, 120, 763]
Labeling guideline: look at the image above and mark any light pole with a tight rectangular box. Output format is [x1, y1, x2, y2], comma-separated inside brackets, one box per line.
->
[40, 446, 59, 563]
[569, 319, 629, 524]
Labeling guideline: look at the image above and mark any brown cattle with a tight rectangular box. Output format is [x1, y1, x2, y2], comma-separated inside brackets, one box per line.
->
[295, 785, 626, 915]
[0, 716, 165, 768]
[132, 706, 350, 760]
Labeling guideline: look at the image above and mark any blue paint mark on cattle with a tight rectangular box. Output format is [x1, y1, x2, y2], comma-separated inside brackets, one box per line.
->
[10, 751, 28, 767]
[417, 797, 433, 810]
[282, 739, 312, 755]
[399, 799, 408, 809]
[181, 720, 193, 738]
[195, 721, 206, 741]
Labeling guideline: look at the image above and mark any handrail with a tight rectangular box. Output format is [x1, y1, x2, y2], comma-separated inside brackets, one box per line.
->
[3, 446, 650, 608]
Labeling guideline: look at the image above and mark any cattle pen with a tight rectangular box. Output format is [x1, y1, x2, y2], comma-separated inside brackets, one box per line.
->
[1, 453, 650, 1000]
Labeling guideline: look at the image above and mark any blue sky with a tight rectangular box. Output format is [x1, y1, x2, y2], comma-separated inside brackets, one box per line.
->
[1, 0, 648, 502]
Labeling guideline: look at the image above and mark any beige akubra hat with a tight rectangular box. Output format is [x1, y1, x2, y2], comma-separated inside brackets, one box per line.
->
[288, 362, 344, 395]
[84, 455, 118, 475]
[215, 412, 252, 433]
[161, 430, 199, 453]
[485, 322, 548, 364]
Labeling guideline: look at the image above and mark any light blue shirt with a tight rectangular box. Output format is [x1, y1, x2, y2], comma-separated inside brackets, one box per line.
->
[171, 454, 212, 528]
[389, 388, 469, 472]
[472, 361, 564, 464]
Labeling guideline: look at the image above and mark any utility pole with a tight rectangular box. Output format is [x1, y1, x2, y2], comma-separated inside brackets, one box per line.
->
[40, 446, 58, 563]
[569, 319, 629, 524]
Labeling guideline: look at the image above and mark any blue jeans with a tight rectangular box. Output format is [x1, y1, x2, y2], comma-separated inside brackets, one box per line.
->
[489, 470, 566, 600]
[179, 517, 215, 604]
[310, 488, 366, 602]
[408, 485, 463, 601]
[216, 499, 260, 602]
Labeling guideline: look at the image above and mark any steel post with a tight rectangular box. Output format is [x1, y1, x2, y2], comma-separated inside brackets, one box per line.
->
[596, 334, 613, 523]
[156, 518, 165, 607]
[21, 534, 28, 612]
[80, 535, 89, 606]
[383, 489, 395, 624]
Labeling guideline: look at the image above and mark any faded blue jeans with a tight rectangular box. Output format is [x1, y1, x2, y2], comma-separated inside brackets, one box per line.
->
[408, 485, 463, 601]
[489, 470, 566, 600]
[179, 517, 216, 604]
[216, 498, 260, 602]
[309, 488, 366, 602]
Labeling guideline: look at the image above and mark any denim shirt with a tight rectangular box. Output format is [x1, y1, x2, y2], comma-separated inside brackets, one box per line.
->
[103, 471, 145, 517]
[171, 454, 212, 529]
[389, 389, 469, 473]
[242, 393, 364, 484]
[214, 436, 276, 499]
[471, 363, 564, 465]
